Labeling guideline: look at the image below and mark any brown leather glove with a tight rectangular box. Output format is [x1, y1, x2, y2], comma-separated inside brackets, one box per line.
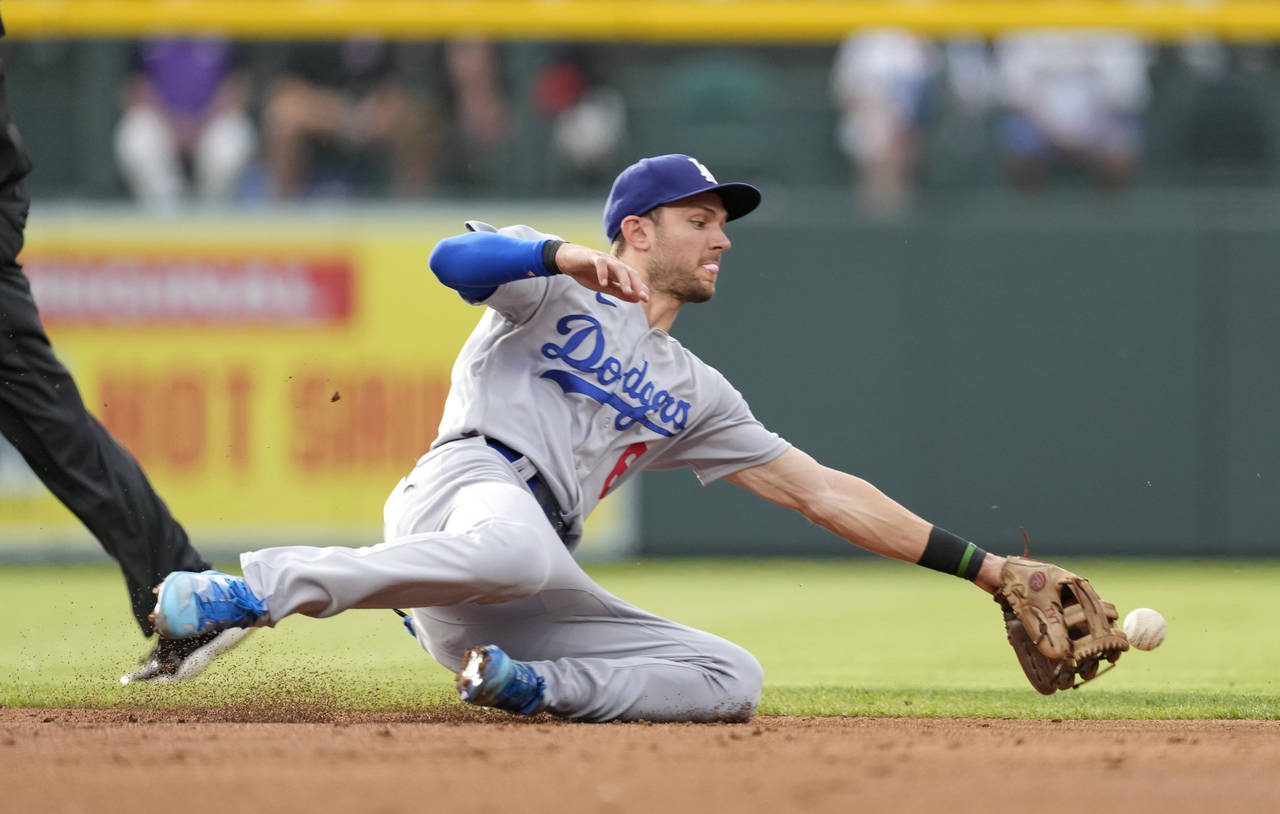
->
[995, 556, 1129, 694]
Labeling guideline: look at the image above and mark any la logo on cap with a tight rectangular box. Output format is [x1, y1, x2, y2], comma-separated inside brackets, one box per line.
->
[602, 153, 762, 240]
[688, 157, 717, 184]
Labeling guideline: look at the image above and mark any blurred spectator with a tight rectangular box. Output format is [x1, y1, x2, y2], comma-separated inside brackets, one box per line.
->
[264, 39, 434, 199]
[533, 46, 627, 187]
[114, 38, 256, 207]
[830, 28, 937, 218]
[943, 38, 998, 117]
[443, 38, 512, 189]
[994, 30, 1151, 190]
[925, 37, 1002, 188]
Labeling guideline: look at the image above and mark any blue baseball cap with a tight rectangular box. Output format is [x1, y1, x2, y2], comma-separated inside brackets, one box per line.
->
[603, 154, 761, 240]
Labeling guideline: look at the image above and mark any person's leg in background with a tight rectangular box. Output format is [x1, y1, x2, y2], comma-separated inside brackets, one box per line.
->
[0, 41, 250, 683]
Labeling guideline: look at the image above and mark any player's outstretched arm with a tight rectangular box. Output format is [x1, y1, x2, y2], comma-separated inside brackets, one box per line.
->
[732, 451, 1129, 694]
[726, 447, 1004, 593]
[553, 243, 650, 303]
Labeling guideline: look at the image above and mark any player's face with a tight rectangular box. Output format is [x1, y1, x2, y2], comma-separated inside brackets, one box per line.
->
[646, 193, 731, 304]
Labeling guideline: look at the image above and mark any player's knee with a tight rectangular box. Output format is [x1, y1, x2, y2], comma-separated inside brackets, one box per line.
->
[713, 644, 764, 721]
[466, 517, 555, 602]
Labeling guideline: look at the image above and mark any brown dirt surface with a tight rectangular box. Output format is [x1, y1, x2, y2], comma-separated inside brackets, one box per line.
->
[2, 707, 1276, 813]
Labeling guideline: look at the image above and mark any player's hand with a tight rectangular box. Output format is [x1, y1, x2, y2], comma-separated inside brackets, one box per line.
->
[554, 243, 650, 303]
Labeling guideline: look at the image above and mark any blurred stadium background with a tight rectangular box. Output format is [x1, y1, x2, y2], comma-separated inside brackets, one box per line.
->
[1, 0, 1278, 564]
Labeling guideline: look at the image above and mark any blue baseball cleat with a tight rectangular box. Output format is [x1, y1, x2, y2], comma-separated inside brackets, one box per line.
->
[150, 570, 267, 639]
[456, 644, 547, 716]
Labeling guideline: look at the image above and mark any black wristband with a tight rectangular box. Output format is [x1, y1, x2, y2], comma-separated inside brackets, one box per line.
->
[541, 239, 565, 275]
[917, 526, 988, 581]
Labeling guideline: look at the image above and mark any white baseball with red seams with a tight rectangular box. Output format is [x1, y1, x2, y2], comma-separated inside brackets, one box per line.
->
[1123, 608, 1167, 651]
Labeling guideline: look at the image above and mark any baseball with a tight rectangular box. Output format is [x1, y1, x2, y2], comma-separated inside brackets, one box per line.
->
[1123, 608, 1167, 651]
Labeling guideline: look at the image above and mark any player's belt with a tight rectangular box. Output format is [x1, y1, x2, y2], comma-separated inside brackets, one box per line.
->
[479, 436, 570, 545]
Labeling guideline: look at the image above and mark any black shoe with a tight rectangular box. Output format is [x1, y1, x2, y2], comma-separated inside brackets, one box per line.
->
[120, 627, 253, 684]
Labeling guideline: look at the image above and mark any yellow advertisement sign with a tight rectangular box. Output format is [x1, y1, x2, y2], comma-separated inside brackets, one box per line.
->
[0, 211, 635, 558]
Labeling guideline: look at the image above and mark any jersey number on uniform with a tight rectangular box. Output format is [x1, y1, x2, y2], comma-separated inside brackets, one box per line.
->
[600, 442, 648, 498]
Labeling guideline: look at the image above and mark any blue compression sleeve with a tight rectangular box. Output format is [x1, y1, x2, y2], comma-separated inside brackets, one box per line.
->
[428, 232, 560, 301]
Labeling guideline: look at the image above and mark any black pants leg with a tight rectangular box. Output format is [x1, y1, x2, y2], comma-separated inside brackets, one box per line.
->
[0, 49, 210, 636]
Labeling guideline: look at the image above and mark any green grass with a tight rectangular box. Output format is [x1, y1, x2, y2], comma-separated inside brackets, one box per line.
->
[3, 558, 1277, 718]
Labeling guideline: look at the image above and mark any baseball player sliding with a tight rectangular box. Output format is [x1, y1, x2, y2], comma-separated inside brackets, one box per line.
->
[151, 154, 1128, 720]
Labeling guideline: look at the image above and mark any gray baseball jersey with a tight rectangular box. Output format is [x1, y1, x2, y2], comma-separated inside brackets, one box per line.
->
[433, 222, 789, 544]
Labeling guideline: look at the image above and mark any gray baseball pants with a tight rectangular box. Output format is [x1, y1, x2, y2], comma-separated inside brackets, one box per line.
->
[240, 436, 762, 722]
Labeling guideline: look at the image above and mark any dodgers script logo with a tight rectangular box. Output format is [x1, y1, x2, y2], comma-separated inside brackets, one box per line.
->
[540, 314, 692, 437]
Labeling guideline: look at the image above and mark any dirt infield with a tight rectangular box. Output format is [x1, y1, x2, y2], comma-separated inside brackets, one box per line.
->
[3, 708, 1276, 813]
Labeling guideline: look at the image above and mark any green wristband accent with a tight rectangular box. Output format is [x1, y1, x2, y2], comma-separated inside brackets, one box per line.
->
[955, 542, 976, 578]
[918, 527, 988, 581]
